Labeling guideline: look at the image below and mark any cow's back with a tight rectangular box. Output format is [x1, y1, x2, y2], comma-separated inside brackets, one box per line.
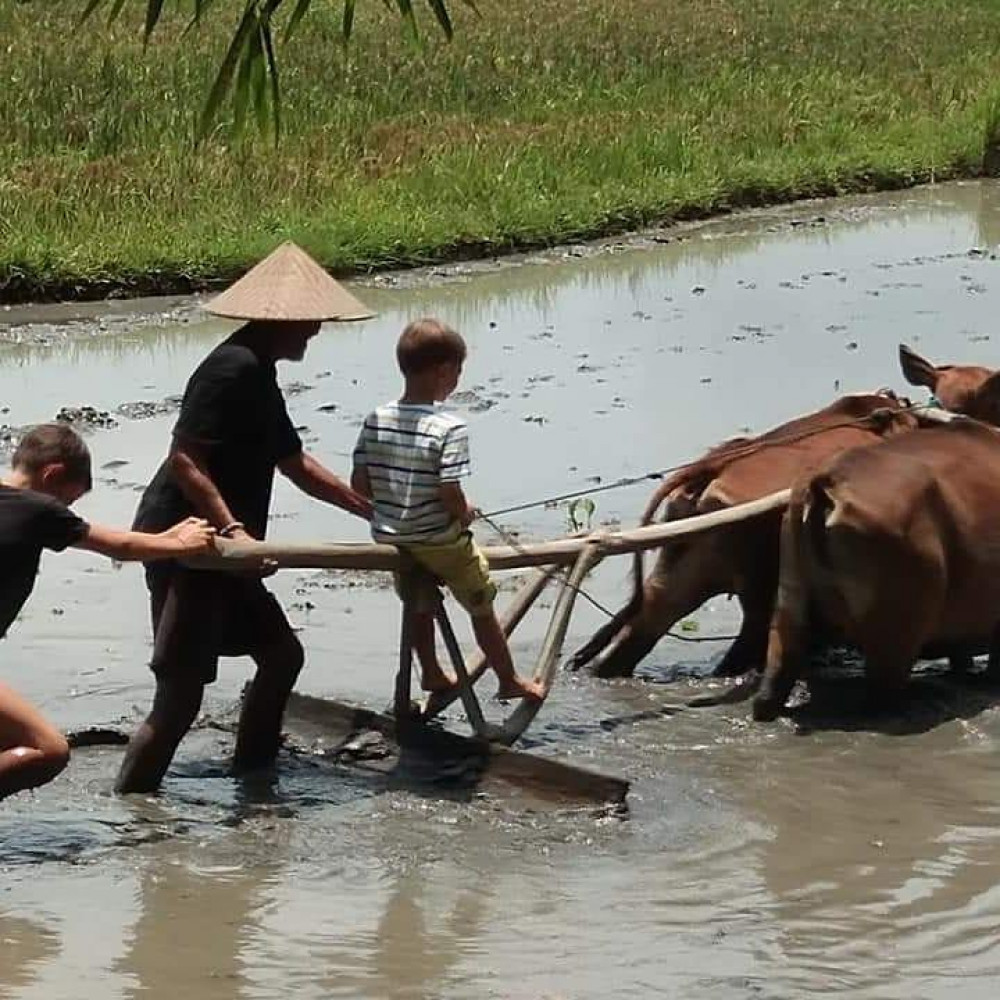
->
[698, 394, 915, 511]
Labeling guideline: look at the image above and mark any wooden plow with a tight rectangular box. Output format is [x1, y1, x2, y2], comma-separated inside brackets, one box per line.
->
[198, 489, 791, 807]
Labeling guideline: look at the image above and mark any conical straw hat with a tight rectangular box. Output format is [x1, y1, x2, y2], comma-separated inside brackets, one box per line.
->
[205, 242, 374, 322]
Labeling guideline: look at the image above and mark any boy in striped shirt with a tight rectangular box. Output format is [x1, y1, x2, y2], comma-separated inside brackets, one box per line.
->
[352, 318, 543, 702]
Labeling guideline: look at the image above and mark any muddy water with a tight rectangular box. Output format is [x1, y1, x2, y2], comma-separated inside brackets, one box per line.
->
[3, 180, 1000, 998]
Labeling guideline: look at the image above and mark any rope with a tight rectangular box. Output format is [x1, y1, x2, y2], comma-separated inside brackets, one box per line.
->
[483, 403, 928, 520]
[484, 472, 667, 518]
[475, 510, 740, 644]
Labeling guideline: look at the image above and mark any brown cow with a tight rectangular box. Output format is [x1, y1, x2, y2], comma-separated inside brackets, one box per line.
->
[568, 393, 918, 678]
[899, 343, 1000, 421]
[753, 418, 1000, 721]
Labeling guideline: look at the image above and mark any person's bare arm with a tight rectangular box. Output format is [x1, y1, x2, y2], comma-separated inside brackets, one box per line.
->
[439, 482, 475, 528]
[74, 518, 216, 562]
[280, 451, 372, 520]
[168, 439, 242, 531]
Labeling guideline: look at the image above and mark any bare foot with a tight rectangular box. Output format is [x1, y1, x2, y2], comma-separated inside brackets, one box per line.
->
[496, 676, 545, 703]
[421, 672, 458, 694]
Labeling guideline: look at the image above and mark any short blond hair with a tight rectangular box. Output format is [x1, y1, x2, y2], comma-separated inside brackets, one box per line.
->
[396, 318, 467, 375]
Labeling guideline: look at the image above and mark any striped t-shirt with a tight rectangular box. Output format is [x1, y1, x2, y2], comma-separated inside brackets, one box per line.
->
[353, 401, 471, 543]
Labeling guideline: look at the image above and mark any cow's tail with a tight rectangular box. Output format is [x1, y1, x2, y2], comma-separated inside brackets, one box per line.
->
[771, 473, 840, 642]
[801, 475, 836, 571]
[767, 477, 832, 640]
[753, 483, 816, 720]
[630, 470, 694, 612]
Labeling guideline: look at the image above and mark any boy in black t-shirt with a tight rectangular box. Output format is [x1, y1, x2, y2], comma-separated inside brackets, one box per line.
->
[1, 424, 215, 801]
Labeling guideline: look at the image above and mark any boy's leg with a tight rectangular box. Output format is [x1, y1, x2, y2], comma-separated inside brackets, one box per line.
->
[471, 611, 544, 701]
[395, 563, 455, 692]
[416, 533, 544, 701]
[411, 611, 456, 692]
[0, 681, 70, 801]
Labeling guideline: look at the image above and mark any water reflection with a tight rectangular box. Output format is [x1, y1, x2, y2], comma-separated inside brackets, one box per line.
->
[319, 869, 491, 1000]
[4, 179, 999, 375]
[0, 915, 58, 998]
[744, 716, 1000, 995]
[116, 844, 266, 999]
[974, 179, 1000, 249]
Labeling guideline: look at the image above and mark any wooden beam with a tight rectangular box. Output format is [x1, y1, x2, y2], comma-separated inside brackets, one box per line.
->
[284, 692, 629, 806]
[434, 602, 493, 740]
[501, 545, 604, 744]
[193, 488, 792, 573]
[393, 600, 415, 731]
[422, 565, 561, 721]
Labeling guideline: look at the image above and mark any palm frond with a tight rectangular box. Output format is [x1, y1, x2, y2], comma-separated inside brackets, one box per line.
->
[197, 1, 259, 141]
[341, 0, 356, 40]
[76, 0, 469, 138]
[283, 0, 313, 43]
[77, 0, 107, 26]
[143, 0, 166, 43]
[426, 0, 454, 40]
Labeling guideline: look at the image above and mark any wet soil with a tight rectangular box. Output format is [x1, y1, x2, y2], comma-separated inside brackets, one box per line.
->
[2, 181, 1000, 999]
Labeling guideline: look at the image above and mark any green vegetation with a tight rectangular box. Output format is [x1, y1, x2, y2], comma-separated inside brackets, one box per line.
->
[2, 0, 1000, 300]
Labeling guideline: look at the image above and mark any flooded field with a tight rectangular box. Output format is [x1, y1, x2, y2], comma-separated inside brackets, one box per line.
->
[3, 181, 1000, 999]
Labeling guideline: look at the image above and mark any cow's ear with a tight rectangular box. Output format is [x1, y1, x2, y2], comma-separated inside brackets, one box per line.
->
[969, 371, 1000, 426]
[899, 344, 939, 389]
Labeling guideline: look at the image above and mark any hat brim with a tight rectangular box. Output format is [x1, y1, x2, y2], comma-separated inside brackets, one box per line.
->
[203, 242, 376, 324]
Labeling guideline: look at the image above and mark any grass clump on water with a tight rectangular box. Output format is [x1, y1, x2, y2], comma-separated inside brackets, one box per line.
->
[2, 0, 1000, 300]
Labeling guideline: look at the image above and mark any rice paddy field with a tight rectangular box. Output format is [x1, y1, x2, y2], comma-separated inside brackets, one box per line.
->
[2, 0, 1000, 299]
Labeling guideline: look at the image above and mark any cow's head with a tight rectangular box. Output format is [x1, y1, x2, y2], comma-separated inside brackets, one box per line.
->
[899, 344, 1000, 423]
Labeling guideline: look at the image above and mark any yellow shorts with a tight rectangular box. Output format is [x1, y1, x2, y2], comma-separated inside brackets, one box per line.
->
[395, 530, 497, 618]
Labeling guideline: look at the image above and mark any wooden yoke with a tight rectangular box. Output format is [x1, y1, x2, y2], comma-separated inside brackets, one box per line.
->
[194, 489, 792, 572]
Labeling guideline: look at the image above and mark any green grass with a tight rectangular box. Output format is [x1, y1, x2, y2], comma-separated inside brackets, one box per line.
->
[2, 0, 1000, 301]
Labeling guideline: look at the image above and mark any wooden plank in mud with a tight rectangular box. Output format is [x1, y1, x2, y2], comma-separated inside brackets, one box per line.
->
[284, 692, 629, 807]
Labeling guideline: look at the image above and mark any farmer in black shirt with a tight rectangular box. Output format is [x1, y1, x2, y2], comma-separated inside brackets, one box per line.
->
[117, 243, 373, 793]
[1, 424, 214, 801]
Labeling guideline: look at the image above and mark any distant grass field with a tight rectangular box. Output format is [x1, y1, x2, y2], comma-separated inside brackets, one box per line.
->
[2, 0, 1000, 301]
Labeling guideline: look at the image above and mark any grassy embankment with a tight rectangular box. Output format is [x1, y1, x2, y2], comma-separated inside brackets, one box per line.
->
[2, 0, 1000, 301]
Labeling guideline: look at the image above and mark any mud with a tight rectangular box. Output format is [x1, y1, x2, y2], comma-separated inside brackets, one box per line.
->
[2, 180, 1000, 999]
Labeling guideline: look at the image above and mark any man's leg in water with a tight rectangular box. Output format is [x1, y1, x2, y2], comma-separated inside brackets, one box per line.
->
[116, 566, 215, 794]
[0, 681, 70, 800]
[233, 629, 303, 772]
[115, 677, 205, 793]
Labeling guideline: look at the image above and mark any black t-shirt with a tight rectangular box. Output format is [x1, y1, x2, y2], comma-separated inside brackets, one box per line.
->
[0, 485, 89, 639]
[133, 331, 303, 539]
